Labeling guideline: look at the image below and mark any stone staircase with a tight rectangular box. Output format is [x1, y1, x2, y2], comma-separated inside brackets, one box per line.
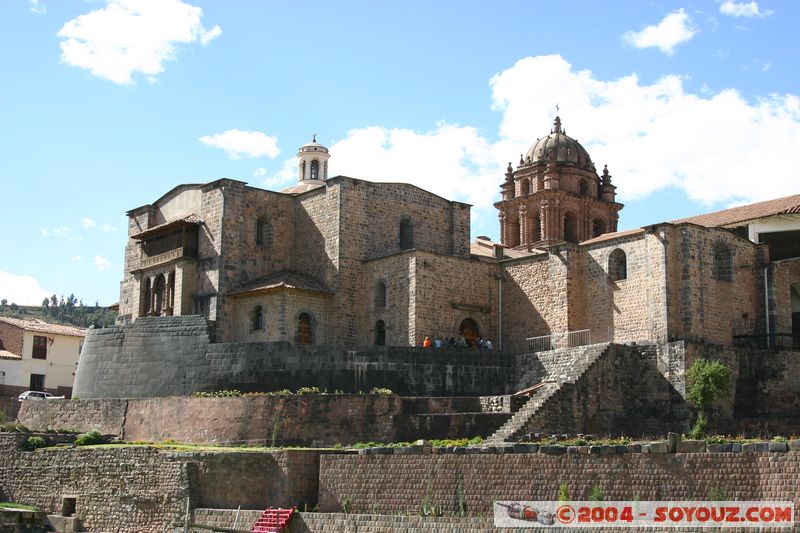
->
[484, 343, 611, 444]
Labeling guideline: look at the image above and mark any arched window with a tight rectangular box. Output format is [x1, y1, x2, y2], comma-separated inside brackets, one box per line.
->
[713, 242, 733, 281]
[508, 216, 520, 247]
[153, 274, 166, 315]
[256, 217, 270, 246]
[579, 179, 589, 196]
[520, 179, 530, 196]
[592, 218, 607, 238]
[459, 318, 480, 348]
[252, 305, 264, 331]
[563, 212, 578, 243]
[310, 159, 319, 180]
[297, 312, 312, 345]
[375, 320, 386, 346]
[531, 213, 541, 243]
[374, 280, 387, 309]
[166, 271, 176, 315]
[608, 248, 627, 281]
[142, 278, 152, 317]
[399, 217, 414, 250]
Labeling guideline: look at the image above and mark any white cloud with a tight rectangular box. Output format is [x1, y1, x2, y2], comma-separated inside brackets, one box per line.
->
[720, 1, 773, 18]
[94, 256, 111, 271]
[623, 9, 697, 54]
[0, 271, 50, 305]
[329, 124, 496, 207]
[40, 226, 70, 237]
[489, 55, 800, 205]
[200, 130, 280, 159]
[253, 167, 267, 177]
[82, 217, 116, 231]
[71, 255, 83, 262]
[320, 54, 800, 219]
[30, 0, 46, 14]
[57, 0, 221, 85]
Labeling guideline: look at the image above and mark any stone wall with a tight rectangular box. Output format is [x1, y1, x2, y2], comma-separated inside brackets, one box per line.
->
[74, 316, 515, 399]
[0, 434, 322, 533]
[194, 509, 504, 533]
[670, 224, 766, 345]
[581, 232, 668, 344]
[317, 450, 800, 517]
[515, 344, 690, 437]
[502, 252, 568, 349]
[771, 256, 800, 336]
[0, 320, 23, 358]
[19, 395, 510, 447]
[684, 342, 800, 436]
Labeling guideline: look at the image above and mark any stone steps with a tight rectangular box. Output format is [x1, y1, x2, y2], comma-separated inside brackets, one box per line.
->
[484, 343, 611, 444]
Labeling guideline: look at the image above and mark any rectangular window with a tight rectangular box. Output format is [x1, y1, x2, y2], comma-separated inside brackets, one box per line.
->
[30, 373, 45, 391]
[32, 335, 48, 359]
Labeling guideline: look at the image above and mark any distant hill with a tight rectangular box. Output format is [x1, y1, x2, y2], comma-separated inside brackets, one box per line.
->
[0, 296, 117, 329]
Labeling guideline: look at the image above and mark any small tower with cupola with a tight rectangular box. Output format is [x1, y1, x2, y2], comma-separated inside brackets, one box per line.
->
[494, 116, 623, 248]
[297, 134, 330, 184]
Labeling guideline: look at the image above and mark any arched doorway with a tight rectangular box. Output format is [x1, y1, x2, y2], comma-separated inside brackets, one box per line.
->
[153, 275, 166, 315]
[459, 318, 480, 348]
[375, 320, 386, 346]
[297, 313, 312, 345]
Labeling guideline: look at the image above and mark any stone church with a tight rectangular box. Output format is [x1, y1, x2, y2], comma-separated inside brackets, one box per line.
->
[117, 117, 800, 352]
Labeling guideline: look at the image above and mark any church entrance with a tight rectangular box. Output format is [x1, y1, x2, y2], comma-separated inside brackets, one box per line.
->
[459, 318, 480, 348]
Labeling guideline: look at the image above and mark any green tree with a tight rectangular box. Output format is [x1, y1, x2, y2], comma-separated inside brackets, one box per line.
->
[0, 299, 6, 307]
[687, 358, 731, 438]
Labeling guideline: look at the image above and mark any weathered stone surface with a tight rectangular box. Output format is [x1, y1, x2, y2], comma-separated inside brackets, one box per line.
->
[676, 440, 706, 453]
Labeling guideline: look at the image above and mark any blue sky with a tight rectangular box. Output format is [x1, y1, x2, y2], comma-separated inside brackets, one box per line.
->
[1, 0, 798, 306]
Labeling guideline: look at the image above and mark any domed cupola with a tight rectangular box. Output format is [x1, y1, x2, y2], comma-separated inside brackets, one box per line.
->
[494, 116, 623, 249]
[524, 116, 595, 172]
[297, 134, 330, 183]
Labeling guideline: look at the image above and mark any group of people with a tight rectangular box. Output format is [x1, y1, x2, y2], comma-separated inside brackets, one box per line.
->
[421, 335, 493, 350]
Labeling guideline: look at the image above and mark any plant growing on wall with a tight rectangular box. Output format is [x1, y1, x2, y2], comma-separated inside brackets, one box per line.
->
[686, 359, 731, 439]
[558, 482, 570, 502]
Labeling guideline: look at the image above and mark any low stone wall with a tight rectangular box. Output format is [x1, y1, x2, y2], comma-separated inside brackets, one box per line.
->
[0, 398, 20, 422]
[0, 434, 324, 533]
[18, 396, 510, 446]
[317, 449, 800, 518]
[192, 509, 502, 533]
[74, 316, 515, 399]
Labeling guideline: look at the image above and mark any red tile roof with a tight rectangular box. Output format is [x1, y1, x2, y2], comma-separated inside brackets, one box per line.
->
[0, 349, 22, 360]
[131, 214, 202, 240]
[230, 271, 331, 296]
[0, 317, 86, 337]
[672, 193, 800, 227]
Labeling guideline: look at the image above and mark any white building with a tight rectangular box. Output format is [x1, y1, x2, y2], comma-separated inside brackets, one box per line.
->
[0, 317, 85, 397]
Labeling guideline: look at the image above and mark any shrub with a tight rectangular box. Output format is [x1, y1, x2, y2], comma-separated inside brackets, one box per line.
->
[369, 387, 393, 396]
[588, 484, 604, 501]
[74, 430, 107, 446]
[558, 482, 570, 502]
[23, 436, 48, 451]
[687, 359, 731, 438]
[707, 486, 728, 501]
[296, 386, 320, 395]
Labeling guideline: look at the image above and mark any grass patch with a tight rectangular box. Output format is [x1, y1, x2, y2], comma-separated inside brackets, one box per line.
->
[0, 502, 39, 511]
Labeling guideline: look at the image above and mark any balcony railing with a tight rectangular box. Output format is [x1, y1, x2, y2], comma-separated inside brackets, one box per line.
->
[523, 329, 592, 353]
[140, 248, 191, 269]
